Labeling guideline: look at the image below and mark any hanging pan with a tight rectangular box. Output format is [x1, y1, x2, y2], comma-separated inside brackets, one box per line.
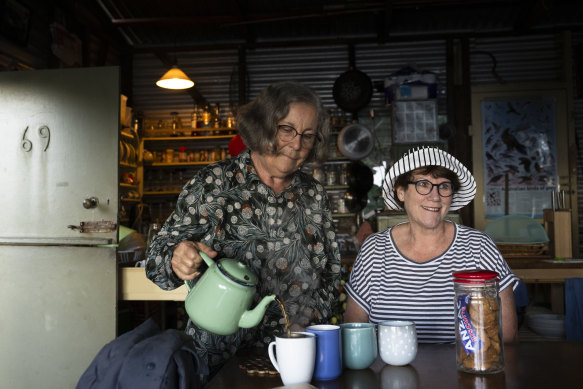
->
[337, 123, 374, 160]
[332, 45, 373, 113]
[333, 69, 373, 112]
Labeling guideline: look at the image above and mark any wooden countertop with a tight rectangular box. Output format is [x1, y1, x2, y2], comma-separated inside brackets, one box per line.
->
[118, 258, 583, 301]
[505, 257, 583, 282]
[205, 342, 583, 389]
[119, 267, 187, 301]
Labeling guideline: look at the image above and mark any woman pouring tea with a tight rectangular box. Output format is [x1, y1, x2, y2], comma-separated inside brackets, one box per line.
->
[145, 81, 341, 379]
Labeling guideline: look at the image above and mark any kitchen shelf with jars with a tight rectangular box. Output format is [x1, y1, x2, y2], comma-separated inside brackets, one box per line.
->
[139, 125, 237, 222]
[119, 127, 141, 226]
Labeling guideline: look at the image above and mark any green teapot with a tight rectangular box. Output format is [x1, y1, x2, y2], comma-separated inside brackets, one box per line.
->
[184, 252, 276, 335]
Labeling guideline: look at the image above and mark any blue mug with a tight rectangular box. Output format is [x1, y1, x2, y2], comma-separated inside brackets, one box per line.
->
[306, 324, 342, 381]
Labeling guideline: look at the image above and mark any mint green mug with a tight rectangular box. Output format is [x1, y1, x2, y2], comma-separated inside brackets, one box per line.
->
[340, 322, 378, 370]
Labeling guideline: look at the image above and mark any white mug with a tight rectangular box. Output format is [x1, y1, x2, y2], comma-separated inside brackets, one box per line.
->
[268, 332, 316, 386]
[378, 320, 417, 366]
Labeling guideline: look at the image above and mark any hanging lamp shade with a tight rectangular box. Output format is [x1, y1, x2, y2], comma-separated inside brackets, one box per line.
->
[156, 66, 194, 89]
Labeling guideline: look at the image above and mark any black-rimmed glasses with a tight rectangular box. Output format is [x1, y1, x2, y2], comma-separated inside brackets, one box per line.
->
[277, 125, 318, 147]
[407, 180, 454, 197]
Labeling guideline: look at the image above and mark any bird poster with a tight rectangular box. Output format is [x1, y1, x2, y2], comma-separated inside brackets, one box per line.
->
[481, 97, 558, 218]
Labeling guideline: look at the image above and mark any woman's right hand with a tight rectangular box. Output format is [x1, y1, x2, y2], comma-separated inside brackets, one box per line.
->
[171, 241, 217, 281]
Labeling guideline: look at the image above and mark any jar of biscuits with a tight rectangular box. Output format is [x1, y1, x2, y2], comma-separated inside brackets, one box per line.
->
[453, 270, 504, 374]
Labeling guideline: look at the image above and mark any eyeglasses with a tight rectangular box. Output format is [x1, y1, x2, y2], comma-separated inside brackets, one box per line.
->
[407, 180, 455, 197]
[277, 125, 318, 147]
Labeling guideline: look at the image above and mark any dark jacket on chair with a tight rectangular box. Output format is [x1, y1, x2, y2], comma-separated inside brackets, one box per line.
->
[77, 318, 208, 389]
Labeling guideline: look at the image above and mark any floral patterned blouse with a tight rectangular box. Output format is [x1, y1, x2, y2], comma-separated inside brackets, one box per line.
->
[145, 148, 341, 375]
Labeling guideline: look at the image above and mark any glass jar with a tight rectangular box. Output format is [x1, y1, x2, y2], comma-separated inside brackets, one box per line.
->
[177, 147, 188, 162]
[453, 270, 504, 374]
[338, 163, 348, 185]
[201, 105, 212, 129]
[170, 112, 182, 136]
[313, 168, 326, 183]
[336, 197, 347, 214]
[165, 148, 174, 163]
[191, 106, 198, 129]
[326, 165, 337, 186]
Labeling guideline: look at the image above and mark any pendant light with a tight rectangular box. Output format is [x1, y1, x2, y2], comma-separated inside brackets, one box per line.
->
[156, 37, 194, 90]
[156, 65, 194, 90]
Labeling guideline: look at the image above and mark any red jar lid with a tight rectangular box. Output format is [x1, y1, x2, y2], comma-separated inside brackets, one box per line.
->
[178, 146, 188, 151]
[453, 269, 499, 283]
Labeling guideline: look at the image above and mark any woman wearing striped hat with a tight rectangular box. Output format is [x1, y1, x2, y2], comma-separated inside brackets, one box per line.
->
[343, 146, 519, 344]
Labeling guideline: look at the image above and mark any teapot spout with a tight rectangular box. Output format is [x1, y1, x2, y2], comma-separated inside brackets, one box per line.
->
[239, 294, 277, 329]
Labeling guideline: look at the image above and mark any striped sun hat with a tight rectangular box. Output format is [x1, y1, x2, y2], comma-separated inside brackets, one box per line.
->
[382, 146, 477, 211]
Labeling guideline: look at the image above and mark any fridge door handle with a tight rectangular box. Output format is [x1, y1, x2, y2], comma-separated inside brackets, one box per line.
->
[67, 221, 117, 233]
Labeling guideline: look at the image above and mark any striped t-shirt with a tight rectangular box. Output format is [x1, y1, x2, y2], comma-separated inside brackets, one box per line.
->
[344, 222, 518, 343]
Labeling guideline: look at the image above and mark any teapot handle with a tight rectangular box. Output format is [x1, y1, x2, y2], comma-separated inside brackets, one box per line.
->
[184, 251, 216, 292]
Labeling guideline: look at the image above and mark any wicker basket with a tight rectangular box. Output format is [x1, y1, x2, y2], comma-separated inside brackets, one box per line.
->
[496, 242, 549, 258]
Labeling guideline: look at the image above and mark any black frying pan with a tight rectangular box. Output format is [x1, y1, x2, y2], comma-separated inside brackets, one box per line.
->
[333, 45, 373, 113]
[333, 69, 373, 113]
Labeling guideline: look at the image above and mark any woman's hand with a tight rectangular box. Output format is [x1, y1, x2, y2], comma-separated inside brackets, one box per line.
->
[171, 241, 217, 281]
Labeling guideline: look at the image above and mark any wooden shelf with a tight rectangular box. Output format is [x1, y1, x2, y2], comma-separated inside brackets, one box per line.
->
[146, 161, 218, 167]
[120, 183, 139, 188]
[121, 198, 141, 202]
[143, 190, 181, 196]
[325, 185, 349, 190]
[144, 134, 234, 141]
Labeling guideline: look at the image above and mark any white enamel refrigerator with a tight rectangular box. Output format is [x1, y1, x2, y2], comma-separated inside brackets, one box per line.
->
[0, 67, 120, 388]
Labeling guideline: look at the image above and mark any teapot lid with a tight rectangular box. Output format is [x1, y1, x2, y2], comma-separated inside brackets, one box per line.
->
[217, 258, 258, 287]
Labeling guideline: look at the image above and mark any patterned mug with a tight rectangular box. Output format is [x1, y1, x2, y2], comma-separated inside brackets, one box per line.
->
[378, 320, 417, 366]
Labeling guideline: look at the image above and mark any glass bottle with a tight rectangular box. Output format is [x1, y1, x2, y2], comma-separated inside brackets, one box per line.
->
[201, 104, 211, 130]
[338, 163, 348, 185]
[177, 146, 188, 162]
[326, 165, 337, 186]
[313, 168, 326, 183]
[453, 270, 504, 374]
[212, 102, 221, 131]
[191, 106, 198, 130]
[170, 112, 182, 136]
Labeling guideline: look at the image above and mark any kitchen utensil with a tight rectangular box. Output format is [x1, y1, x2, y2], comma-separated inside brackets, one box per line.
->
[337, 123, 374, 160]
[347, 161, 374, 195]
[333, 69, 373, 112]
[333, 45, 373, 113]
[184, 251, 276, 335]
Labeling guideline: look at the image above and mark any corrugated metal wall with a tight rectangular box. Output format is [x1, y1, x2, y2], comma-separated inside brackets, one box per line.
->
[469, 34, 564, 84]
[132, 32, 583, 255]
[131, 40, 448, 123]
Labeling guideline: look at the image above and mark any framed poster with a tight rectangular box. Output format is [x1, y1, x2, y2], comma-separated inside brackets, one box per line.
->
[471, 83, 573, 231]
